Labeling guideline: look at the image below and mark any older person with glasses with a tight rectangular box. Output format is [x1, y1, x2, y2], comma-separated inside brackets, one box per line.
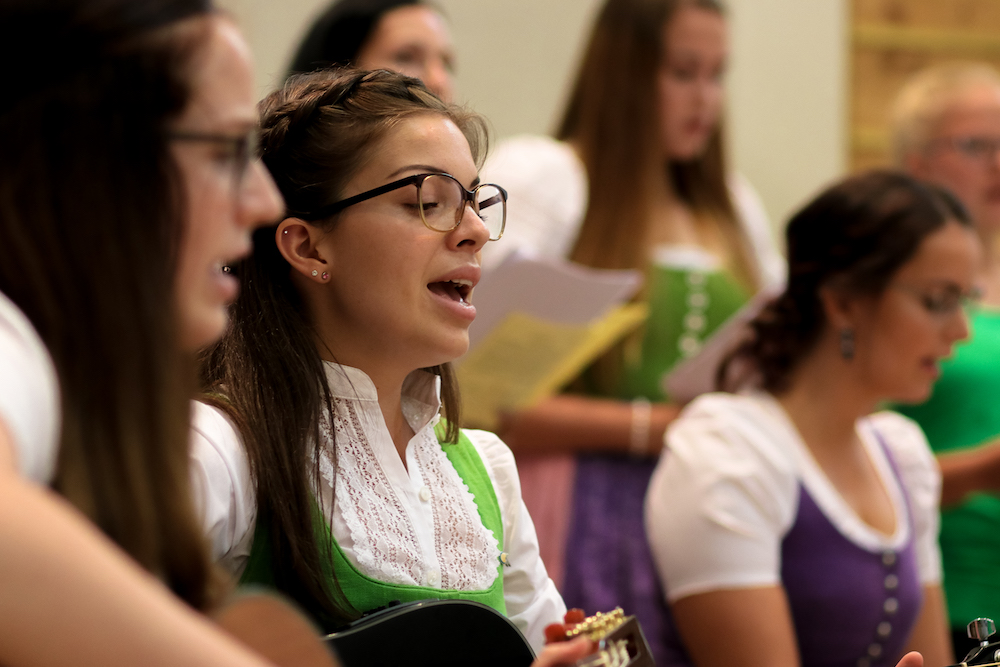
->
[189, 68, 567, 655]
[891, 61, 1000, 658]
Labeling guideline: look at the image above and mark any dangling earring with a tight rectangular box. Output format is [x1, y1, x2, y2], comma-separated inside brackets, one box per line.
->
[839, 328, 855, 361]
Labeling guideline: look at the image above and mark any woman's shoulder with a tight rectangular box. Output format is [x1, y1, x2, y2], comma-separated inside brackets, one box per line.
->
[865, 409, 936, 476]
[0, 291, 60, 484]
[667, 392, 801, 477]
[487, 135, 582, 173]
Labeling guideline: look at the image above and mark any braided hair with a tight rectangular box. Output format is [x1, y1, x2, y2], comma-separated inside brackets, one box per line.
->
[199, 68, 488, 628]
[720, 170, 971, 394]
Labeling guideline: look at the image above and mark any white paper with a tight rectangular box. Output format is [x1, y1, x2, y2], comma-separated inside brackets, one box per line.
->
[466, 250, 643, 352]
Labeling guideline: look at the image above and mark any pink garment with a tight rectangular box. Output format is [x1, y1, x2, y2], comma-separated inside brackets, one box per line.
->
[514, 453, 577, 590]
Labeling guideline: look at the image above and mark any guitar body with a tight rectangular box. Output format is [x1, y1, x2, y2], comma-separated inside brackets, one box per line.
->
[325, 599, 536, 667]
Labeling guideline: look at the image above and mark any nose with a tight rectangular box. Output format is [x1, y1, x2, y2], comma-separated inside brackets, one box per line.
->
[945, 307, 972, 346]
[241, 160, 284, 230]
[448, 202, 490, 252]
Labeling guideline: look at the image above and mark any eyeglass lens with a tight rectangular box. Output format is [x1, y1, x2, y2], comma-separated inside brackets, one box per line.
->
[417, 174, 505, 240]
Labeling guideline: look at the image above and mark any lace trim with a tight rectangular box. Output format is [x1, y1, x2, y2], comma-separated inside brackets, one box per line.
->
[320, 400, 424, 585]
[413, 428, 501, 590]
[318, 400, 500, 590]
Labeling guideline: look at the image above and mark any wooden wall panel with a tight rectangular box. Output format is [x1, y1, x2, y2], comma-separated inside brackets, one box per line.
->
[849, 0, 1000, 170]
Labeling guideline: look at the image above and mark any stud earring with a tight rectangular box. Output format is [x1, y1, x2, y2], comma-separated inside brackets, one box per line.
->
[321, 272, 329, 280]
[839, 328, 855, 361]
[311, 270, 318, 277]
[282, 229, 289, 235]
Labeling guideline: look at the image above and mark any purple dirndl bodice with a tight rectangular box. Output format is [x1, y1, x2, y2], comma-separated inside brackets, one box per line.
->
[783, 483, 922, 667]
[563, 435, 924, 667]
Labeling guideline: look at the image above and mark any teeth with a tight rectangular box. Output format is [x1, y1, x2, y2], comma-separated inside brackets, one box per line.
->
[449, 279, 473, 287]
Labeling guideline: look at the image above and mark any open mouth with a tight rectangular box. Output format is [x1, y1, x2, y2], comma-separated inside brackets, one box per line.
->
[427, 278, 472, 305]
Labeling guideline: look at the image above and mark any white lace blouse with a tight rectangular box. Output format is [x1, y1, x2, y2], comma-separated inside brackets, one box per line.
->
[190, 363, 565, 652]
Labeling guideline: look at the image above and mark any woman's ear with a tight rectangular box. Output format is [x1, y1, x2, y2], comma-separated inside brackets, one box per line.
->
[818, 283, 859, 331]
[275, 218, 331, 283]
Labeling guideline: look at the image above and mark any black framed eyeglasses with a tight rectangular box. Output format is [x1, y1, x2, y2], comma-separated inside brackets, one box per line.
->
[309, 172, 507, 241]
[168, 130, 259, 191]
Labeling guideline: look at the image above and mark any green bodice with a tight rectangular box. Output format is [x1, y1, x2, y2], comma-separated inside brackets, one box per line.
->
[615, 264, 749, 400]
[239, 428, 507, 630]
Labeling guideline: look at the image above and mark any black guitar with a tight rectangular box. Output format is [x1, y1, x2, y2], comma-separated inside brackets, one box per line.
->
[325, 600, 654, 667]
[946, 618, 1000, 666]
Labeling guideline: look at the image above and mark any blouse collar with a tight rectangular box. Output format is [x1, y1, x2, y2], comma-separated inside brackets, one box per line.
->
[322, 362, 442, 433]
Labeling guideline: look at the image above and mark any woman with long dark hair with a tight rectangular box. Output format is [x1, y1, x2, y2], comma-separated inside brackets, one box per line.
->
[194, 68, 566, 652]
[478, 0, 783, 651]
[646, 171, 972, 666]
[0, 0, 293, 664]
[289, 0, 455, 101]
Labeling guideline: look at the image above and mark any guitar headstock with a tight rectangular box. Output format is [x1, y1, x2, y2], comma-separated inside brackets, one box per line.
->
[545, 608, 654, 667]
[946, 618, 1000, 667]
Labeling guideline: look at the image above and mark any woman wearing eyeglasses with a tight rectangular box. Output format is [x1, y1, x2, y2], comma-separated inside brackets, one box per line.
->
[646, 171, 973, 667]
[891, 62, 1000, 657]
[192, 68, 566, 653]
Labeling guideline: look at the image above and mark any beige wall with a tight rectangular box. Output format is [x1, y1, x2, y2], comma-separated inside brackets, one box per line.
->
[222, 0, 848, 233]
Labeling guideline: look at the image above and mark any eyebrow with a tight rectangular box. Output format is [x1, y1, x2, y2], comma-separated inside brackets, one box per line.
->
[386, 164, 481, 188]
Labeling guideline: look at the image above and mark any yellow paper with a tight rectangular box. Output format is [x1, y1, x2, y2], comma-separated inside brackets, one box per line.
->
[457, 303, 648, 430]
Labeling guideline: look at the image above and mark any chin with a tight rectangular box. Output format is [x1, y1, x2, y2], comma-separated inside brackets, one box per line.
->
[179, 310, 228, 353]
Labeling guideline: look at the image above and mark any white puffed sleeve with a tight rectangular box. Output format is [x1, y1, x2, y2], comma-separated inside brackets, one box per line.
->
[867, 411, 942, 585]
[0, 292, 60, 484]
[645, 393, 801, 602]
[479, 135, 588, 274]
[464, 428, 567, 652]
[189, 401, 257, 577]
[729, 173, 786, 291]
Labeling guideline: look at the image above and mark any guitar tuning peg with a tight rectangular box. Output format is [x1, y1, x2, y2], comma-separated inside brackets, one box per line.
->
[968, 618, 996, 646]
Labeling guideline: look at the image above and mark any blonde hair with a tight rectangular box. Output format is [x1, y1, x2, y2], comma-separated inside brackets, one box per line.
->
[891, 61, 1000, 165]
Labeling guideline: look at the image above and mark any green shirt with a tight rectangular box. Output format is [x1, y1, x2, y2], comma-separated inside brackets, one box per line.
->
[894, 308, 1000, 627]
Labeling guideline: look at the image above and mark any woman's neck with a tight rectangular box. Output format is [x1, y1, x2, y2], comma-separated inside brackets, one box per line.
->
[316, 339, 416, 465]
[774, 339, 879, 453]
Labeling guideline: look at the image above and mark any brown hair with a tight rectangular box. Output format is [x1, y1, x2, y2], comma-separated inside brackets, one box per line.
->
[199, 68, 488, 628]
[0, 0, 221, 608]
[721, 170, 971, 394]
[558, 0, 758, 286]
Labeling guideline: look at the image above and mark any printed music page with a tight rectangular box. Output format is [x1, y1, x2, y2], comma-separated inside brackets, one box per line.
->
[458, 252, 645, 430]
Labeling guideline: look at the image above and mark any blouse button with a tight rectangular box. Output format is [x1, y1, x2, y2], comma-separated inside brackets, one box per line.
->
[684, 313, 707, 332]
[877, 622, 892, 638]
[882, 551, 897, 567]
[884, 598, 899, 615]
[418, 486, 432, 502]
[425, 569, 440, 587]
[688, 292, 708, 309]
[867, 644, 883, 658]
[884, 574, 899, 590]
[686, 272, 706, 287]
[678, 334, 702, 357]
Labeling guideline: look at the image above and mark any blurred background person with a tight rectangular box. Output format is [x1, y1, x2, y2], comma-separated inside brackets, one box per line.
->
[288, 0, 455, 101]
[0, 0, 295, 664]
[478, 0, 784, 656]
[647, 170, 972, 667]
[892, 61, 1000, 657]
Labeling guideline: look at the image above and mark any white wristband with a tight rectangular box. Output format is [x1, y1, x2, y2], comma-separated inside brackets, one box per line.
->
[629, 397, 652, 458]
